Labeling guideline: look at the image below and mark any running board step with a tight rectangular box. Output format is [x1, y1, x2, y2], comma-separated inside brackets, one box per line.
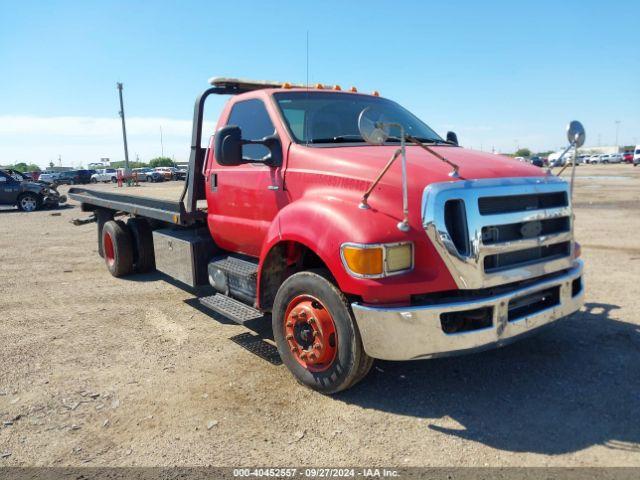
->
[199, 294, 263, 325]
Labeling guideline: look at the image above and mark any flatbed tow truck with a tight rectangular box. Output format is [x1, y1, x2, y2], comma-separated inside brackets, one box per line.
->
[70, 77, 584, 393]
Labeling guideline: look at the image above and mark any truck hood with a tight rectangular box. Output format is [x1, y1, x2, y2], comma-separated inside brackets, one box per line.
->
[309, 144, 544, 184]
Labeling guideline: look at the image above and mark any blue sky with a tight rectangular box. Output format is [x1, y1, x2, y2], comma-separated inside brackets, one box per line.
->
[1, 0, 638, 168]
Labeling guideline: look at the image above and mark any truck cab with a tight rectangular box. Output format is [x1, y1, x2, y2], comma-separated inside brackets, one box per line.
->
[70, 78, 584, 393]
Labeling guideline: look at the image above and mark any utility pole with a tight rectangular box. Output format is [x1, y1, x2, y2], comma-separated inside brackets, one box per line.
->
[117, 83, 130, 173]
[160, 125, 164, 157]
[615, 120, 621, 150]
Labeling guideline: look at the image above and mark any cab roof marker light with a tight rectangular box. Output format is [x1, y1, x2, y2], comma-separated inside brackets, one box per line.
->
[349, 86, 358, 92]
[333, 85, 342, 91]
[315, 83, 324, 89]
[372, 90, 380, 97]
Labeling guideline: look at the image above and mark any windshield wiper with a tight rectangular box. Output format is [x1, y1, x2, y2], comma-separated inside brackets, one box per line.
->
[383, 136, 453, 145]
[409, 137, 454, 145]
[309, 135, 365, 144]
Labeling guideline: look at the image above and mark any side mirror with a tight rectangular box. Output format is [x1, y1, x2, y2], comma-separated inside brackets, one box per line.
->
[258, 134, 283, 167]
[446, 131, 459, 146]
[214, 125, 243, 166]
[0, 176, 6, 182]
[213, 125, 283, 167]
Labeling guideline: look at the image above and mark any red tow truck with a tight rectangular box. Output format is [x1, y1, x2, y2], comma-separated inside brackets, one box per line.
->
[69, 77, 584, 393]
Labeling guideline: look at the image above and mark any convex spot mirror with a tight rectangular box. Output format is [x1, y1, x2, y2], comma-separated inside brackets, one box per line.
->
[358, 107, 391, 145]
[214, 125, 282, 167]
[446, 131, 459, 146]
[567, 121, 585, 148]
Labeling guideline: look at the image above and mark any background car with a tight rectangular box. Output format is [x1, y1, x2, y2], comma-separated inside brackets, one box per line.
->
[174, 167, 187, 180]
[56, 170, 93, 185]
[608, 153, 623, 164]
[38, 171, 59, 183]
[132, 167, 164, 182]
[633, 146, 640, 166]
[529, 156, 544, 167]
[154, 166, 177, 180]
[0, 169, 66, 211]
[622, 151, 634, 163]
[20, 171, 41, 181]
[91, 168, 118, 183]
[176, 164, 188, 180]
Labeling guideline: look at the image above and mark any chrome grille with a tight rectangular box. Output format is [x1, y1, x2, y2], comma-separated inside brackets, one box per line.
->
[478, 191, 568, 215]
[422, 176, 575, 289]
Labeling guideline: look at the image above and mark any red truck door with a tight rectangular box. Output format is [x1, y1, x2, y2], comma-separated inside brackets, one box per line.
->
[205, 97, 288, 257]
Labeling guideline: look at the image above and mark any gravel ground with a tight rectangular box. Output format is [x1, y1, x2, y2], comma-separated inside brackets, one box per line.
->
[0, 164, 639, 467]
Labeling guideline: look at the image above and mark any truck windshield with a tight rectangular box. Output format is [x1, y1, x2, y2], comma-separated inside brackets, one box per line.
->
[274, 92, 443, 145]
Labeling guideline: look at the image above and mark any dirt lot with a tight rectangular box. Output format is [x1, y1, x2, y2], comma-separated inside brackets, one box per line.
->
[1, 164, 639, 467]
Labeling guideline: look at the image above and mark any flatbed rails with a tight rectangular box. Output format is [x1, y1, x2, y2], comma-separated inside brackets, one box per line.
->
[68, 186, 202, 225]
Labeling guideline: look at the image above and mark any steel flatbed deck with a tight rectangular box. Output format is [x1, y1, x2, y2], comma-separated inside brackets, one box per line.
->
[68, 185, 205, 225]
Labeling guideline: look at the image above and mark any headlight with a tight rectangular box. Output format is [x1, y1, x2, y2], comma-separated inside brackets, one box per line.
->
[341, 242, 413, 278]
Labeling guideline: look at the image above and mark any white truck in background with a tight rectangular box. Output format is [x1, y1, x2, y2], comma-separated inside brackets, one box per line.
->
[91, 168, 118, 183]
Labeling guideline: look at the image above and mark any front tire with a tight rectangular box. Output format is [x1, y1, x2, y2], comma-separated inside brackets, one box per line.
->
[102, 220, 133, 277]
[90, 178, 97, 183]
[17, 192, 42, 212]
[272, 269, 373, 394]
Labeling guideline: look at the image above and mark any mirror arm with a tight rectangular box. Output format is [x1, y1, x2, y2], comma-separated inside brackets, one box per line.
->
[406, 135, 460, 178]
[359, 148, 402, 209]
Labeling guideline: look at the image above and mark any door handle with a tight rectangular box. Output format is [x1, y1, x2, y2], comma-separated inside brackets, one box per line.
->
[267, 185, 279, 190]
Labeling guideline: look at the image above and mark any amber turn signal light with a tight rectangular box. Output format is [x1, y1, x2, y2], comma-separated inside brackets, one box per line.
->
[341, 242, 414, 278]
[341, 246, 384, 277]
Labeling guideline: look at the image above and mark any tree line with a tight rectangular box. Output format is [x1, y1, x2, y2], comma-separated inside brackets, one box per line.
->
[5, 157, 179, 173]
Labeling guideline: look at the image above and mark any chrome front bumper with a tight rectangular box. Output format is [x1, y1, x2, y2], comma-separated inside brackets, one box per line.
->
[351, 260, 584, 361]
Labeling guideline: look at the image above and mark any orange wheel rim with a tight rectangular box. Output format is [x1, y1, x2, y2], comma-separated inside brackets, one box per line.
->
[283, 295, 338, 372]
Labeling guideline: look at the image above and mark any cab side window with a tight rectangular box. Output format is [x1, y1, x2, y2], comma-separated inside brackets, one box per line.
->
[227, 99, 275, 161]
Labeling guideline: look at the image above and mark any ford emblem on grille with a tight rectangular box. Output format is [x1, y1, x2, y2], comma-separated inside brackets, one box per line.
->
[521, 221, 543, 238]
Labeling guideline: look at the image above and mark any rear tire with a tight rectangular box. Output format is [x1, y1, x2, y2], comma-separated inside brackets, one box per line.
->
[90, 178, 97, 184]
[102, 220, 134, 277]
[272, 269, 373, 394]
[127, 218, 155, 273]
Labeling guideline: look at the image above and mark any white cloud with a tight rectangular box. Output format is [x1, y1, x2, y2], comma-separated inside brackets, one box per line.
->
[0, 115, 215, 168]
